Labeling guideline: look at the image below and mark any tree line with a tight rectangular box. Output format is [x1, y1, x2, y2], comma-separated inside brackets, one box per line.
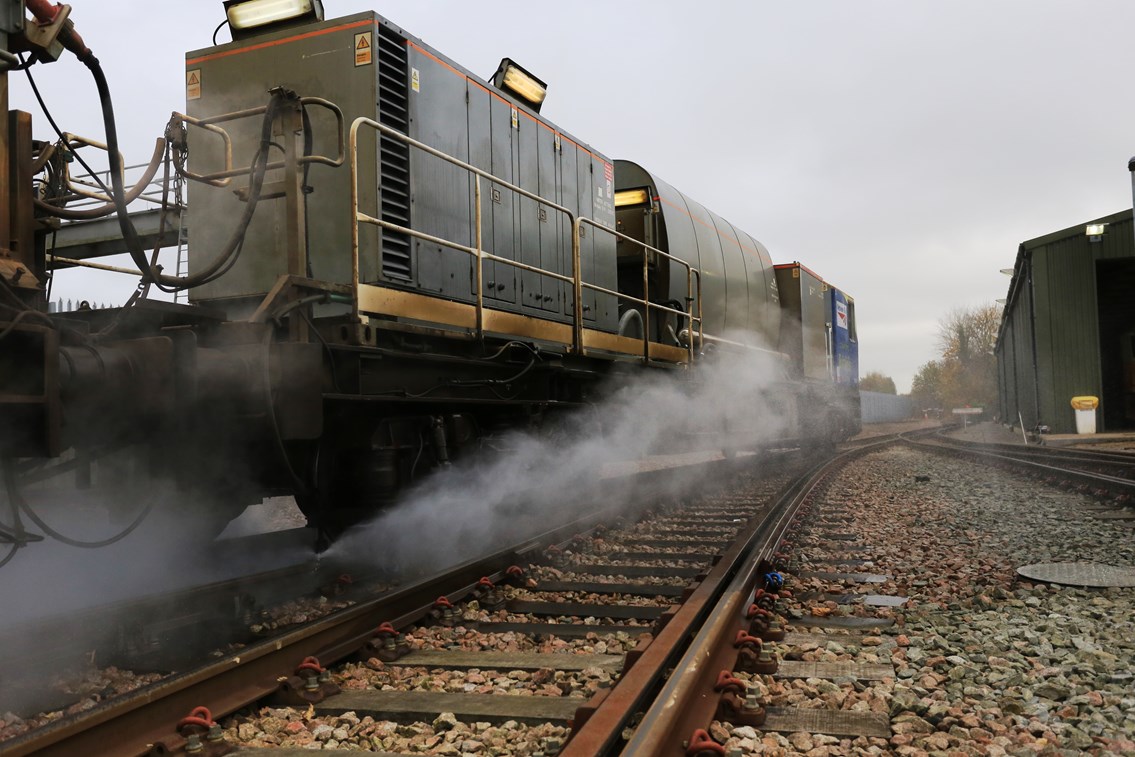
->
[862, 303, 1000, 414]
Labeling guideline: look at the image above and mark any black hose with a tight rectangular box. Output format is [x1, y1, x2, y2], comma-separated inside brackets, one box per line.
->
[84, 52, 282, 290]
[3, 458, 154, 549]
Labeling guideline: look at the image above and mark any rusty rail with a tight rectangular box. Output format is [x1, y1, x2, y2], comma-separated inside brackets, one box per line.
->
[563, 439, 896, 755]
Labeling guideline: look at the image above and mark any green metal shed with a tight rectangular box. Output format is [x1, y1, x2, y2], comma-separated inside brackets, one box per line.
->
[996, 209, 1135, 434]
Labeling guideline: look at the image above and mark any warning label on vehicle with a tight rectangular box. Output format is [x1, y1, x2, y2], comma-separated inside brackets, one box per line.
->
[354, 32, 373, 66]
[186, 69, 201, 100]
[836, 300, 848, 330]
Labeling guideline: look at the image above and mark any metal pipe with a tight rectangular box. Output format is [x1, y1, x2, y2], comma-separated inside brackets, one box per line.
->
[349, 118, 362, 323]
[359, 213, 576, 285]
[34, 138, 166, 220]
[571, 217, 583, 353]
[474, 176, 483, 340]
[617, 308, 643, 339]
[641, 244, 650, 362]
[1, 54, 10, 261]
[1027, 251, 1041, 428]
[47, 255, 142, 276]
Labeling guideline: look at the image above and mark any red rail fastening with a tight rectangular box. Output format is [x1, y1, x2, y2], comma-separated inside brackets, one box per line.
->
[685, 728, 726, 756]
[506, 565, 526, 579]
[713, 670, 746, 693]
[178, 706, 215, 732]
[746, 604, 770, 621]
[295, 656, 323, 676]
[734, 630, 762, 649]
[433, 596, 453, 609]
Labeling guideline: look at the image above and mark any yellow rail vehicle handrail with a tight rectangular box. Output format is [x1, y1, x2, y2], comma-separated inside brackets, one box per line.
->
[348, 117, 702, 364]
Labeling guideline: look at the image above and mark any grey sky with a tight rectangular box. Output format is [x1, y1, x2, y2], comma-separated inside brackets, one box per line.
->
[11, 1, 1135, 392]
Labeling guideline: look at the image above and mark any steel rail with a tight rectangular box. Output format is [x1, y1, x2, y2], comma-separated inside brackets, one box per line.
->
[904, 435, 1135, 493]
[0, 459, 730, 757]
[617, 439, 893, 756]
[931, 431, 1135, 468]
[560, 440, 894, 756]
[0, 553, 527, 757]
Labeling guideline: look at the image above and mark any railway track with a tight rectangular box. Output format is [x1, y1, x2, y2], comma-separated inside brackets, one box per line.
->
[2, 437, 916, 757]
[765, 436, 1135, 754]
[907, 430, 1135, 498]
[12, 427, 1127, 756]
[0, 449, 771, 755]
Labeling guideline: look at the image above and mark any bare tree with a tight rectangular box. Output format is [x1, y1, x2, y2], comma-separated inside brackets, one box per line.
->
[939, 305, 999, 410]
[913, 304, 1000, 411]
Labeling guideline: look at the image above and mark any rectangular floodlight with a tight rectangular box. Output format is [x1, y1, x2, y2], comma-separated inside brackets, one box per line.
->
[492, 58, 547, 112]
[614, 188, 651, 207]
[225, 0, 323, 33]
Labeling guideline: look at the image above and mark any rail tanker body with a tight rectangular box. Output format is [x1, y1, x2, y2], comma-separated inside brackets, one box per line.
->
[0, 2, 859, 543]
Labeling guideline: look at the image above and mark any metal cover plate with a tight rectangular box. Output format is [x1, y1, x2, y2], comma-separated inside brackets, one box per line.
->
[763, 707, 890, 738]
[797, 570, 889, 583]
[862, 594, 908, 607]
[777, 661, 894, 681]
[1017, 562, 1135, 587]
[790, 616, 894, 630]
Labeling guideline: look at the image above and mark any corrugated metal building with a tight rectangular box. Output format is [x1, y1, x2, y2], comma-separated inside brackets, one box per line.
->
[860, 391, 913, 423]
[995, 209, 1135, 434]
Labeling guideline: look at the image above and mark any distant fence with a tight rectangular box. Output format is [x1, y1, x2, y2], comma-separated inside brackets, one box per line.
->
[860, 391, 914, 423]
[47, 299, 114, 313]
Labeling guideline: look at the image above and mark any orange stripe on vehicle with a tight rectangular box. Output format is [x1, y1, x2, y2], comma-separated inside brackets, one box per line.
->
[186, 19, 373, 65]
[407, 41, 598, 161]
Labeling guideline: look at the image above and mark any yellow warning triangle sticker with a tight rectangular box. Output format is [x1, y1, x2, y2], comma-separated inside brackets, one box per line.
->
[356, 35, 370, 49]
[187, 72, 200, 85]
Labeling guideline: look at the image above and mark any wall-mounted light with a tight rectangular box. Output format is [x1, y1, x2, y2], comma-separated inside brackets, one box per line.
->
[224, 0, 323, 39]
[1086, 223, 1107, 242]
[491, 58, 547, 112]
[999, 267, 1014, 276]
[614, 188, 651, 207]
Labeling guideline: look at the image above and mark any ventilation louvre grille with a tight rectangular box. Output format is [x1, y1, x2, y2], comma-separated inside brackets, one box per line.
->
[377, 26, 412, 281]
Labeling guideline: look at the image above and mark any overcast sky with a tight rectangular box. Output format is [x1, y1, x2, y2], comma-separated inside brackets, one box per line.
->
[11, 1, 1135, 392]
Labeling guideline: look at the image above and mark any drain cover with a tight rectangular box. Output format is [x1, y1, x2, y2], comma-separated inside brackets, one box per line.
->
[1017, 562, 1135, 588]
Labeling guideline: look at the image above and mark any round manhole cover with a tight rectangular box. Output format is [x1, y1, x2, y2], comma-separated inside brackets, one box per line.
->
[1017, 562, 1135, 588]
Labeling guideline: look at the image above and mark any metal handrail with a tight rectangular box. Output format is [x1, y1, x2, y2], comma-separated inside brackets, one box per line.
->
[349, 116, 703, 363]
[171, 97, 346, 187]
[576, 217, 703, 363]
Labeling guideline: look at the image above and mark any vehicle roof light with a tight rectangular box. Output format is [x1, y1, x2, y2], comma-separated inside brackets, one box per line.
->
[614, 188, 651, 207]
[224, 0, 323, 35]
[492, 58, 547, 112]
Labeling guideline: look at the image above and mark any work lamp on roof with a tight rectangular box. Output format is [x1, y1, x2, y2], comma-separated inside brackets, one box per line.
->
[614, 188, 651, 207]
[492, 58, 547, 112]
[224, 0, 324, 39]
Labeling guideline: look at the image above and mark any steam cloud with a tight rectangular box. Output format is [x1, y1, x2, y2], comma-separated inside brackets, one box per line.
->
[332, 342, 795, 575]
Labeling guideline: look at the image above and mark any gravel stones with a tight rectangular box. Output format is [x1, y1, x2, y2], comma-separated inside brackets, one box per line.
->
[725, 445, 1135, 755]
[0, 666, 165, 741]
[222, 708, 569, 752]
